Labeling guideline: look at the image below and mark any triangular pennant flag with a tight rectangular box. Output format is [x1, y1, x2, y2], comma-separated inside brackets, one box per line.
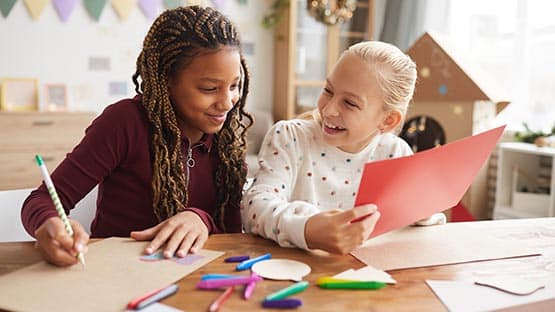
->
[23, 0, 48, 20]
[53, 0, 77, 22]
[0, 0, 17, 18]
[84, 0, 107, 21]
[112, 0, 136, 21]
[188, 0, 208, 5]
[138, 0, 160, 19]
[163, 0, 183, 9]
[211, 0, 225, 10]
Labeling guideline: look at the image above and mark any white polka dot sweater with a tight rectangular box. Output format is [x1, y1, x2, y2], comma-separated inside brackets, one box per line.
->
[241, 118, 413, 250]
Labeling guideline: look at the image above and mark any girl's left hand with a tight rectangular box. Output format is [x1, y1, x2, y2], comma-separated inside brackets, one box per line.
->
[130, 211, 209, 258]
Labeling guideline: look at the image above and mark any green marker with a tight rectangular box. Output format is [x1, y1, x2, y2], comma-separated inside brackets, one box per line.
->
[316, 277, 386, 290]
[265, 281, 309, 301]
[35, 154, 86, 268]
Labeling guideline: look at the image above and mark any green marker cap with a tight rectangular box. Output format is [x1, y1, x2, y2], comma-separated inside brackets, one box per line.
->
[35, 154, 44, 166]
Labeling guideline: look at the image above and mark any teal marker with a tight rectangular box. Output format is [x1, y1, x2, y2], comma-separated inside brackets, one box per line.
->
[265, 281, 309, 301]
[316, 277, 386, 290]
[35, 154, 86, 268]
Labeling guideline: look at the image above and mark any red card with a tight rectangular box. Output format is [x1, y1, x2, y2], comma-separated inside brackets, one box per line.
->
[355, 126, 505, 238]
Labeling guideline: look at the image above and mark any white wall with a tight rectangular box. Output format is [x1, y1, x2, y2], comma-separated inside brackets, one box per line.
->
[0, 1, 274, 241]
[0, 1, 274, 113]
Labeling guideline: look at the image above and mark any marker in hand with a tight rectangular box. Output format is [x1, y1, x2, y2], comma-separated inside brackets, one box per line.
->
[35, 154, 86, 268]
[350, 204, 378, 223]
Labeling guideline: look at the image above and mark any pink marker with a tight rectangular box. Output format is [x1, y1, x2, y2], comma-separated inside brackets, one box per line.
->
[243, 273, 260, 299]
[197, 274, 262, 289]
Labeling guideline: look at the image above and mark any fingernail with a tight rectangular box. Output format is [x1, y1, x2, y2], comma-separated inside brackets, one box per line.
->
[75, 243, 84, 252]
[145, 247, 153, 254]
[176, 250, 185, 257]
[164, 251, 173, 258]
[190, 247, 197, 254]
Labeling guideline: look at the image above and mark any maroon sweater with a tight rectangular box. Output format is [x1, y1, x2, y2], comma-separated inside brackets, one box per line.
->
[21, 97, 242, 238]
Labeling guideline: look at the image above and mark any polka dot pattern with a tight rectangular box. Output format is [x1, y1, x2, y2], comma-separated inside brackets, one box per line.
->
[241, 119, 414, 251]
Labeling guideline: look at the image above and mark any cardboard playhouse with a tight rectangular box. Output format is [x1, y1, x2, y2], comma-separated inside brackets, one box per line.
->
[401, 32, 510, 220]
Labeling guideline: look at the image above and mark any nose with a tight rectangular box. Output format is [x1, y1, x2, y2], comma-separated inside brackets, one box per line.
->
[321, 95, 340, 117]
[218, 89, 238, 111]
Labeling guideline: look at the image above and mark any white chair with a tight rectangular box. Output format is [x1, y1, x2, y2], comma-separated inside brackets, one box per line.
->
[246, 109, 274, 178]
[0, 187, 97, 242]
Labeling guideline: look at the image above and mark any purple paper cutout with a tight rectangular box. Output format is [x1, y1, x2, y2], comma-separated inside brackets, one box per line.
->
[53, 0, 77, 23]
[138, 0, 160, 20]
[140, 250, 205, 265]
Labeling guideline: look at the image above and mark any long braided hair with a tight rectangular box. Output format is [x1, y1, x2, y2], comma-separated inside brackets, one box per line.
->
[132, 6, 252, 231]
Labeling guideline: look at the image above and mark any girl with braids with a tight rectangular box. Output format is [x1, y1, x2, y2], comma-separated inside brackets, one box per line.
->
[242, 41, 444, 254]
[21, 6, 252, 267]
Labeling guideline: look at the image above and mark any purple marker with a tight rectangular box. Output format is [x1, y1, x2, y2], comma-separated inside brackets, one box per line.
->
[262, 298, 303, 309]
[224, 255, 250, 263]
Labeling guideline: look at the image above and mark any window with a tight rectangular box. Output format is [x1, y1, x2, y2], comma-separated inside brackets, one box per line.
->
[441, 0, 555, 132]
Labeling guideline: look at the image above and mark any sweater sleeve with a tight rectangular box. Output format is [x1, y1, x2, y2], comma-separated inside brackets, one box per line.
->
[21, 103, 135, 237]
[183, 208, 218, 234]
[241, 121, 319, 250]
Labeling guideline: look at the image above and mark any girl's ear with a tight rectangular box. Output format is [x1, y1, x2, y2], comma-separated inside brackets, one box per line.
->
[381, 110, 403, 132]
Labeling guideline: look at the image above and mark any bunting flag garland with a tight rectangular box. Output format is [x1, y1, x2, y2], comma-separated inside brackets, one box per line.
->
[163, 0, 184, 9]
[187, 0, 207, 6]
[2, 0, 223, 22]
[23, 0, 48, 20]
[84, 0, 108, 21]
[211, 0, 225, 10]
[112, 0, 136, 21]
[53, 0, 78, 22]
[0, 0, 17, 18]
[138, 0, 160, 19]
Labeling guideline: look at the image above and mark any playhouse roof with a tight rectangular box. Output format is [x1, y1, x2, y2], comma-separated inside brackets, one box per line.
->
[406, 32, 509, 112]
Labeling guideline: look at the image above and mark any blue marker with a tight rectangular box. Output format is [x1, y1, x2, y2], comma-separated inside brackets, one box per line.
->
[236, 253, 271, 271]
[201, 274, 240, 281]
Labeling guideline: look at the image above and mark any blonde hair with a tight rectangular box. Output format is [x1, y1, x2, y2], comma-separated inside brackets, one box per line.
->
[300, 41, 416, 131]
[347, 41, 417, 117]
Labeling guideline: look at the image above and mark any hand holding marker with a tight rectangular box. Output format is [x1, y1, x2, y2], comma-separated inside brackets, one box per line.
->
[35, 154, 86, 268]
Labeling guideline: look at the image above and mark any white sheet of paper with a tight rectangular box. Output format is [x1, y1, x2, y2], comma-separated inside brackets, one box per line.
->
[351, 221, 540, 271]
[0, 237, 223, 312]
[426, 280, 555, 312]
[333, 265, 396, 284]
[475, 277, 545, 296]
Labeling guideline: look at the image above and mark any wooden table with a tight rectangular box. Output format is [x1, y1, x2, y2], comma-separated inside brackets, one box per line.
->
[1, 218, 554, 311]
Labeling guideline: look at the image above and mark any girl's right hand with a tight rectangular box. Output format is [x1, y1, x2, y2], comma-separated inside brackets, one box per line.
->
[34, 217, 89, 267]
[305, 204, 380, 254]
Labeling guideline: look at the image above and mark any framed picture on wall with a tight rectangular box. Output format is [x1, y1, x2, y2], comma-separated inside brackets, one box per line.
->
[0, 78, 39, 111]
[44, 83, 68, 111]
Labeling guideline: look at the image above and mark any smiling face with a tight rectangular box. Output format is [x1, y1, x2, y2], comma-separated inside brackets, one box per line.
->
[317, 51, 392, 153]
[168, 47, 241, 143]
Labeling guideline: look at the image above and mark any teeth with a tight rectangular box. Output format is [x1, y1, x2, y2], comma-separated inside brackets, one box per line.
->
[324, 122, 345, 130]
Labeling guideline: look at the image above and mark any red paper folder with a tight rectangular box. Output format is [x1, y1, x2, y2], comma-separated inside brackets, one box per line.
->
[355, 126, 505, 238]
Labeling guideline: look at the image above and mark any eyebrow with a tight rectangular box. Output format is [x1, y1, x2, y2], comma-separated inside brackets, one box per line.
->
[326, 79, 364, 104]
[199, 76, 241, 83]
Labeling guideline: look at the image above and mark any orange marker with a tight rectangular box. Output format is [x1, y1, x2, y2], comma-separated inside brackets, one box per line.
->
[209, 287, 234, 312]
